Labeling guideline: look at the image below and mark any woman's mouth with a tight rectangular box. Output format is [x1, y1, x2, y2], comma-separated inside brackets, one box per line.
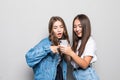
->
[76, 32, 82, 37]
[57, 33, 62, 38]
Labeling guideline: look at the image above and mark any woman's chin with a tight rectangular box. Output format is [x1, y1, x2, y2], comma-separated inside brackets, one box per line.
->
[77, 34, 82, 37]
[57, 36, 62, 39]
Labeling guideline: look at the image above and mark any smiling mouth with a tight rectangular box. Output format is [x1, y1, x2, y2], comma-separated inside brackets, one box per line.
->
[76, 32, 81, 34]
[76, 31, 82, 35]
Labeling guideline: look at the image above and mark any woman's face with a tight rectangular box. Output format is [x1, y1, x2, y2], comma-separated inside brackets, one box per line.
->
[52, 20, 64, 39]
[73, 19, 82, 37]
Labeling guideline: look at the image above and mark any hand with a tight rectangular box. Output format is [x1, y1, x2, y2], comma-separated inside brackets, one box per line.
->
[59, 45, 73, 56]
[50, 46, 59, 54]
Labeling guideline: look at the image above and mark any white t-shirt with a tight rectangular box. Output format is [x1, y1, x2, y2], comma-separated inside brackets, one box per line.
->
[71, 36, 97, 68]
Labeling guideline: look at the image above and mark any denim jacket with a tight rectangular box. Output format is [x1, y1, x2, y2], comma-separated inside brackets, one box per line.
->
[25, 37, 67, 80]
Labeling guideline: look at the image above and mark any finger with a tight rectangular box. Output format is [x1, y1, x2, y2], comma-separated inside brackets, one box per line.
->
[67, 44, 71, 47]
[59, 45, 64, 48]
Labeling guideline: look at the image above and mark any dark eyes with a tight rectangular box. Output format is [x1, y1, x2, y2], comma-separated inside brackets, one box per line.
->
[60, 25, 64, 28]
[79, 25, 82, 28]
[53, 26, 57, 29]
[53, 25, 64, 29]
[74, 25, 82, 28]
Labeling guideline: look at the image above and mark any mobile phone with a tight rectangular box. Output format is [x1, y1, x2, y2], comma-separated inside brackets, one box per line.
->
[59, 40, 68, 47]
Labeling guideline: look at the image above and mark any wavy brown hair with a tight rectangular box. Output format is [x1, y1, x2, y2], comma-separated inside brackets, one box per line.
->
[72, 14, 91, 56]
[48, 16, 69, 46]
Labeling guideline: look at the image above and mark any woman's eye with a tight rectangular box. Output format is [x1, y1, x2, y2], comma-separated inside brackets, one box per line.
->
[73, 26, 77, 28]
[53, 26, 57, 29]
[59, 25, 63, 28]
[53, 28, 57, 29]
[60, 26, 63, 28]
[79, 26, 82, 28]
[78, 24, 82, 28]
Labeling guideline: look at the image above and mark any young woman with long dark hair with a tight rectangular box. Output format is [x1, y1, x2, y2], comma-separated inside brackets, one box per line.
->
[25, 16, 69, 80]
[60, 14, 99, 80]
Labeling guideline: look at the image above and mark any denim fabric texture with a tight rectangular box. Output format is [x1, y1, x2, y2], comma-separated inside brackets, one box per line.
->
[25, 37, 67, 80]
[73, 66, 99, 80]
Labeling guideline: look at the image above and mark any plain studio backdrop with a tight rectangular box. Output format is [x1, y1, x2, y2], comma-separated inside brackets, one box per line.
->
[0, 0, 120, 80]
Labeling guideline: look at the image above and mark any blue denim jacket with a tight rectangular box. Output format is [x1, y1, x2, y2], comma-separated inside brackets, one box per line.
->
[25, 37, 67, 80]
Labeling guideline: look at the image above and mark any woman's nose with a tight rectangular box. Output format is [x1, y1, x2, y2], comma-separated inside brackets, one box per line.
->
[57, 27, 61, 31]
[76, 27, 79, 31]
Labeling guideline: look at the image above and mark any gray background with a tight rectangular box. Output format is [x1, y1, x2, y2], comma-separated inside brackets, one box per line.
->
[0, 0, 120, 80]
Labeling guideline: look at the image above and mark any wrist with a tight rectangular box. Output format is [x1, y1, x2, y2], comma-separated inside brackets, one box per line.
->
[70, 51, 74, 57]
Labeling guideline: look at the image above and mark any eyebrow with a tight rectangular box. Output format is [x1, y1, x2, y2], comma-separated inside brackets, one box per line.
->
[53, 26, 57, 27]
[53, 24, 63, 27]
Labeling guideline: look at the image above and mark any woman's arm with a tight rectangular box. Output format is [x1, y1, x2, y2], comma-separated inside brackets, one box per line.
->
[25, 39, 52, 68]
[70, 51, 92, 69]
[60, 45, 92, 69]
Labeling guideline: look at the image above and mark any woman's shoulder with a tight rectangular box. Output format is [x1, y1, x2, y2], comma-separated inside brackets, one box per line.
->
[87, 36, 96, 45]
[39, 37, 51, 44]
[34, 37, 51, 48]
[34, 37, 50, 46]
[41, 37, 49, 42]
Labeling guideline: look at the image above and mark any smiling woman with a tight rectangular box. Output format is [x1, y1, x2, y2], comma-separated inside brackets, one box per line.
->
[59, 14, 99, 80]
[73, 19, 83, 37]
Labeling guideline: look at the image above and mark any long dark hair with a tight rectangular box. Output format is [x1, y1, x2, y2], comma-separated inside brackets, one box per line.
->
[72, 14, 91, 56]
[48, 16, 70, 45]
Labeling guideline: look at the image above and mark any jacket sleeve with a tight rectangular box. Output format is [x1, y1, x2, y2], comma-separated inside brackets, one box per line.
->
[25, 40, 52, 68]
